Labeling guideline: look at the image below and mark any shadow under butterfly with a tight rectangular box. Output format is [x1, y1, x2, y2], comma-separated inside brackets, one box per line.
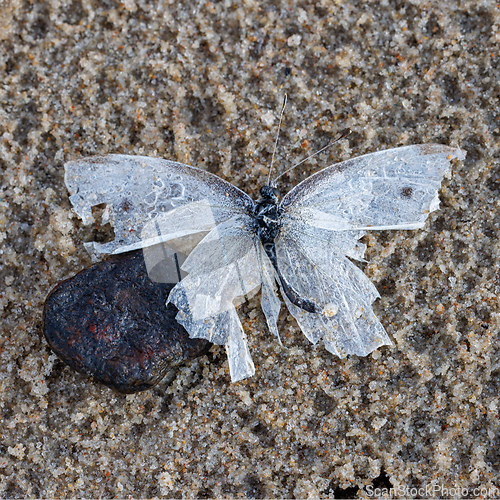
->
[65, 143, 465, 382]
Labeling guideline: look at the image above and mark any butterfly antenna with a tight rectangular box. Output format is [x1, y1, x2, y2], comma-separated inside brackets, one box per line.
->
[273, 128, 352, 184]
[267, 94, 288, 186]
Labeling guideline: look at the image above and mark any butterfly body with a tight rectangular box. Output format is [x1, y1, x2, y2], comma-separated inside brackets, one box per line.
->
[253, 185, 319, 314]
[64, 144, 466, 382]
[253, 185, 281, 245]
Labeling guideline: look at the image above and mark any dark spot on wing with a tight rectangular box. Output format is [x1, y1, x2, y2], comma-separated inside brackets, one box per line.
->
[119, 199, 132, 212]
[170, 183, 183, 197]
[400, 186, 413, 198]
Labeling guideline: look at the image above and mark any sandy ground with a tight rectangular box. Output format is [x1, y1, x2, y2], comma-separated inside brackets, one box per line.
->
[1, 0, 499, 498]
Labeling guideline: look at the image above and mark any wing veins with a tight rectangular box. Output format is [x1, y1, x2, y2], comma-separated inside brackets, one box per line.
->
[279, 227, 368, 305]
[148, 198, 252, 216]
[281, 233, 329, 306]
[282, 179, 441, 213]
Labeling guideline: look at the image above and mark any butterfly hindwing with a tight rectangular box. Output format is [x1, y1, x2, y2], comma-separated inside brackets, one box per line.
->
[166, 217, 262, 322]
[275, 225, 390, 357]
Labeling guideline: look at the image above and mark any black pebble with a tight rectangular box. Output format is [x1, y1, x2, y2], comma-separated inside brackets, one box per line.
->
[43, 251, 211, 393]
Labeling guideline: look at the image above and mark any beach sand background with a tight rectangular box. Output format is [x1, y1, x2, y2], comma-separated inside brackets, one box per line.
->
[0, 0, 499, 497]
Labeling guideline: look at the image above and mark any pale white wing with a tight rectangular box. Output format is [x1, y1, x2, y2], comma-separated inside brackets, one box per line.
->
[255, 241, 282, 341]
[166, 216, 262, 322]
[280, 144, 466, 231]
[64, 154, 254, 259]
[173, 303, 255, 382]
[224, 306, 256, 382]
[166, 218, 262, 382]
[276, 227, 391, 357]
[65, 154, 260, 382]
[274, 144, 465, 358]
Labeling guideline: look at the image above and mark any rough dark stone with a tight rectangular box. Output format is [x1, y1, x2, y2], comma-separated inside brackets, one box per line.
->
[43, 251, 211, 393]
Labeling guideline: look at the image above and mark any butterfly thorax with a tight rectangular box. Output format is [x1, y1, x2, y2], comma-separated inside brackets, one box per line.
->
[253, 185, 282, 246]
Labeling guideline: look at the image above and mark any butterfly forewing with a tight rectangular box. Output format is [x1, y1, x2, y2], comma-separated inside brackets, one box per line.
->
[64, 154, 255, 259]
[280, 144, 465, 231]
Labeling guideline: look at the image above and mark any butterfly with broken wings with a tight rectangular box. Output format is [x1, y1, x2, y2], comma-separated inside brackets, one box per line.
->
[65, 144, 465, 382]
